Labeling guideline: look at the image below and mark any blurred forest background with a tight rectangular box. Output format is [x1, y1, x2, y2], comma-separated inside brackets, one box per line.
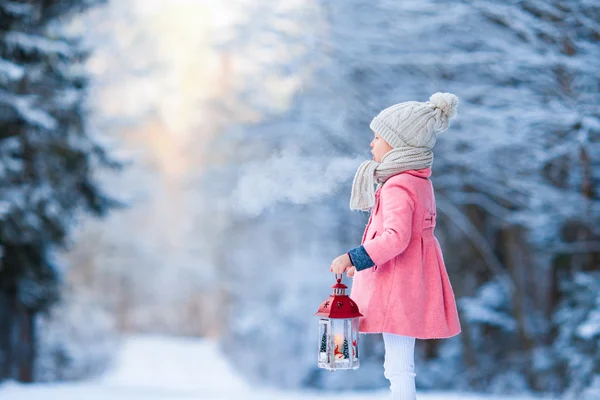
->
[0, 0, 598, 399]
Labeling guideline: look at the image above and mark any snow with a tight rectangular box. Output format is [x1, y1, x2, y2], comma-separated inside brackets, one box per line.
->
[0, 335, 556, 400]
[0, 2, 34, 17]
[577, 311, 600, 340]
[458, 280, 516, 331]
[13, 95, 58, 130]
[0, 58, 24, 82]
[4, 32, 72, 57]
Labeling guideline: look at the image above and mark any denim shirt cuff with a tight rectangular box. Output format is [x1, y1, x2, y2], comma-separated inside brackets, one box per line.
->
[347, 245, 375, 271]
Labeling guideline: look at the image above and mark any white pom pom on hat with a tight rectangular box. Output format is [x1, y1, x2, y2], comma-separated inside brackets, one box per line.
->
[428, 92, 459, 119]
[369, 92, 459, 150]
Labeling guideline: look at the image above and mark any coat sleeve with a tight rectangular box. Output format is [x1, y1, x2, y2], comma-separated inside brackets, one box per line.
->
[362, 179, 415, 266]
[347, 246, 375, 271]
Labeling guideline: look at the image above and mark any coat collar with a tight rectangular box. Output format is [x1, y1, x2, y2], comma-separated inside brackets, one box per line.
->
[401, 167, 432, 179]
[375, 167, 431, 197]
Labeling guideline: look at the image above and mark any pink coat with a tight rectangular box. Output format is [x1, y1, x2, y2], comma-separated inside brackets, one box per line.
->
[350, 168, 461, 339]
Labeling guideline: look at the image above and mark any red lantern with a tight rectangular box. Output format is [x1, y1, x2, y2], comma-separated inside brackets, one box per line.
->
[315, 274, 363, 371]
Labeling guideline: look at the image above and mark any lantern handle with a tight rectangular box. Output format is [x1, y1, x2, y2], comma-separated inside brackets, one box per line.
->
[335, 273, 343, 283]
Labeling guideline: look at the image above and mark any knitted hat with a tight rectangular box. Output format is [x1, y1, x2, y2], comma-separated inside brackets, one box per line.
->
[369, 92, 459, 149]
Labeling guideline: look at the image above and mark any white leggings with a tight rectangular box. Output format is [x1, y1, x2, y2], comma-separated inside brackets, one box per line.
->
[383, 333, 417, 400]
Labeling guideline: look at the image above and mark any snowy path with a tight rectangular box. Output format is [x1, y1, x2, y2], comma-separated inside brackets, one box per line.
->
[0, 335, 554, 400]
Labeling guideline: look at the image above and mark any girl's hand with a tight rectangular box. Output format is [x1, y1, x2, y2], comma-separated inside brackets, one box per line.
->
[330, 253, 353, 275]
[346, 266, 356, 278]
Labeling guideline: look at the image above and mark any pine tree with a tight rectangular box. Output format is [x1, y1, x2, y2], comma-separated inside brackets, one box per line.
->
[0, 0, 117, 383]
[320, 331, 327, 353]
[342, 338, 349, 359]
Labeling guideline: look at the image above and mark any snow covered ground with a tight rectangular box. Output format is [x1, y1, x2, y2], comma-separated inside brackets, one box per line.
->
[0, 335, 555, 399]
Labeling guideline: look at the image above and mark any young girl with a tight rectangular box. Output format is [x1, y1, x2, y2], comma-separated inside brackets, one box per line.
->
[330, 92, 462, 400]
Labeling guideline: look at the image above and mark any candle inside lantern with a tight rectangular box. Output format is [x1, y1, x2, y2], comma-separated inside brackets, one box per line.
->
[334, 335, 343, 345]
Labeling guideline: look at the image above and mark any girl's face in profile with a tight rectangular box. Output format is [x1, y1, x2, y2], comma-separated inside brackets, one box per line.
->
[370, 132, 393, 163]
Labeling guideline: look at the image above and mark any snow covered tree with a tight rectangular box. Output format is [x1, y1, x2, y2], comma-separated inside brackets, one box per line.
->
[342, 338, 349, 359]
[34, 287, 118, 382]
[552, 272, 600, 399]
[0, 0, 118, 383]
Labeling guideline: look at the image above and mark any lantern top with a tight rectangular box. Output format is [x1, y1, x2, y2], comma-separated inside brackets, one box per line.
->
[315, 275, 363, 319]
[332, 280, 347, 290]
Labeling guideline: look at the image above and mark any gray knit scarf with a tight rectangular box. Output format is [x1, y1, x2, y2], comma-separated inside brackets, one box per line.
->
[349, 147, 433, 211]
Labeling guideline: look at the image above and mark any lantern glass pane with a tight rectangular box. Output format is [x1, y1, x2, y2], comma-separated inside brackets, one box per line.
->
[351, 318, 359, 361]
[330, 319, 351, 366]
[318, 319, 330, 364]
